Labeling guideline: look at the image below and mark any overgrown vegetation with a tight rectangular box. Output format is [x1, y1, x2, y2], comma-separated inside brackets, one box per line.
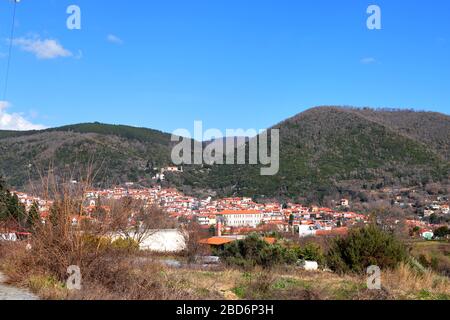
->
[326, 224, 408, 274]
[0, 174, 194, 300]
[0, 176, 37, 231]
[217, 234, 298, 269]
[216, 226, 409, 276]
[410, 241, 450, 277]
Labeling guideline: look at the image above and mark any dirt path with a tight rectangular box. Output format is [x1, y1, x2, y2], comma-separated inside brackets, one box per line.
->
[0, 272, 38, 300]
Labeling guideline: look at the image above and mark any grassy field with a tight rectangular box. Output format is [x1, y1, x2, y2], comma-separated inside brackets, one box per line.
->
[3, 261, 448, 301]
[1, 237, 449, 300]
[409, 241, 450, 277]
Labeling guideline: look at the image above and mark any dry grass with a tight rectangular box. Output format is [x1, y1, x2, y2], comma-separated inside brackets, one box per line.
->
[0, 243, 213, 300]
[410, 241, 450, 276]
[2, 239, 449, 300]
[383, 263, 450, 299]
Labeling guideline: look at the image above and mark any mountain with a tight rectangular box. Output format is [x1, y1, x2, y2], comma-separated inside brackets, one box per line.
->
[178, 107, 450, 200]
[0, 123, 175, 189]
[0, 107, 449, 201]
[344, 108, 450, 160]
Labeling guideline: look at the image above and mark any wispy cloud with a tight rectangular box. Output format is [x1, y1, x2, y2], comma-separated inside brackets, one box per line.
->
[360, 57, 378, 64]
[0, 101, 46, 131]
[107, 34, 124, 45]
[360, 57, 377, 65]
[12, 36, 72, 59]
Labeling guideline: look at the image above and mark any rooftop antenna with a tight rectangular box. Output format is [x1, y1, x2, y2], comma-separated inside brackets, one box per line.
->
[2, 0, 20, 102]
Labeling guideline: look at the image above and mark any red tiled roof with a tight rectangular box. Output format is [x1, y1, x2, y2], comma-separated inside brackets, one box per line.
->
[220, 210, 261, 215]
[199, 237, 236, 246]
[263, 237, 277, 245]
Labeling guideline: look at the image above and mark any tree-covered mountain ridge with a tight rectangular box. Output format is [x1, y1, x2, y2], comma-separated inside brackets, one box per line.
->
[0, 107, 449, 200]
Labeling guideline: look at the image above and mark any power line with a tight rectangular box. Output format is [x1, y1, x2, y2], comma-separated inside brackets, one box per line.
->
[2, 0, 19, 102]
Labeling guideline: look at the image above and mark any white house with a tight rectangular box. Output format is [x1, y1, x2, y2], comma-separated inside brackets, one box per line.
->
[219, 210, 264, 228]
[298, 225, 317, 238]
[196, 214, 213, 226]
[421, 230, 434, 240]
[0, 233, 18, 242]
[340, 199, 350, 207]
[423, 209, 434, 217]
[162, 166, 183, 173]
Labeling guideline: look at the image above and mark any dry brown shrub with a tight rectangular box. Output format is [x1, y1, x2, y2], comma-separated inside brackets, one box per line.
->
[1, 167, 197, 300]
[383, 262, 449, 298]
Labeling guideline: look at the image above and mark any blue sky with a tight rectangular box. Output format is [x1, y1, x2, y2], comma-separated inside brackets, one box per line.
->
[0, 0, 449, 133]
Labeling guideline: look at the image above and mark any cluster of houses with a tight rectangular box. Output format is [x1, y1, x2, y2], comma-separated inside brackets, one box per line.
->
[82, 187, 364, 237]
[152, 166, 184, 181]
[377, 187, 449, 217]
[13, 192, 53, 215]
[423, 200, 450, 217]
[9, 185, 449, 243]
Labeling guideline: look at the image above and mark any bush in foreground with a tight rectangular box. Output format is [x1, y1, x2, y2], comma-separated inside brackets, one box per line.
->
[326, 224, 408, 274]
[217, 234, 297, 269]
[217, 234, 327, 269]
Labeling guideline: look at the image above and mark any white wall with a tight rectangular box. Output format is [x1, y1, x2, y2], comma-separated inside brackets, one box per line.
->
[139, 229, 186, 252]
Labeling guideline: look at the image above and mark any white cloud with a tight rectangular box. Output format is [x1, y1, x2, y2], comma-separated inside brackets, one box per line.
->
[12, 36, 72, 59]
[360, 57, 377, 64]
[0, 101, 46, 131]
[107, 34, 123, 45]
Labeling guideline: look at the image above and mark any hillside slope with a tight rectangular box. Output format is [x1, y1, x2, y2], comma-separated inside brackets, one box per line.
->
[179, 107, 450, 200]
[348, 108, 450, 160]
[0, 123, 175, 188]
[0, 108, 449, 200]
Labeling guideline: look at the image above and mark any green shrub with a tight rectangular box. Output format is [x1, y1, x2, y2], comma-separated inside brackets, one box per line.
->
[218, 234, 296, 268]
[326, 224, 408, 274]
[81, 234, 111, 251]
[294, 243, 325, 266]
[434, 226, 450, 239]
[82, 235, 139, 252]
[111, 238, 140, 252]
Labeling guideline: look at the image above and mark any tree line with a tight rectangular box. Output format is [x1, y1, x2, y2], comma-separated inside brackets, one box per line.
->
[0, 176, 40, 231]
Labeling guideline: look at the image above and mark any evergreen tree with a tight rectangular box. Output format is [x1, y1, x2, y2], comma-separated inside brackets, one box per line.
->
[0, 175, 8, 220]
[0, 175, 27, 228]
[288, 214, 294, 226]
[27, 201, 41, 229]
[7, 193, 26, 226]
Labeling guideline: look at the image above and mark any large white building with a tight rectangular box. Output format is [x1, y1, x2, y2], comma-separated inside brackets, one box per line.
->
[112, 229, 186, 252]
[219, 210, 264, 228]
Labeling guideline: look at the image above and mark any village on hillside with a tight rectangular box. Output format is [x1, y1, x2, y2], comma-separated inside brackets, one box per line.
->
[6, 181, 449, 249]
